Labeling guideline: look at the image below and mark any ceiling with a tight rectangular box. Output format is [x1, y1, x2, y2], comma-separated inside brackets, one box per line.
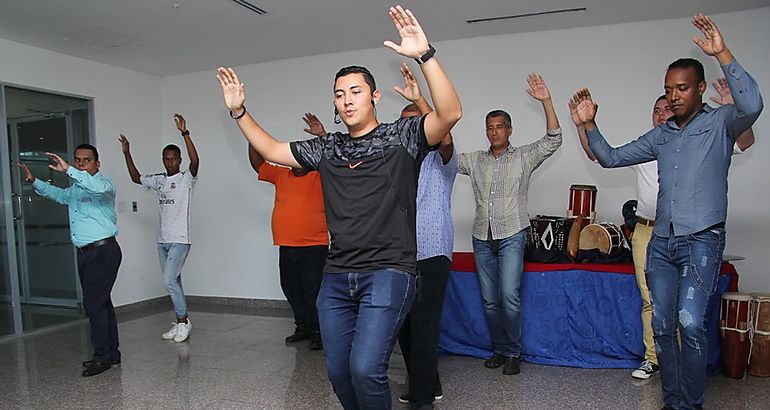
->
[0, 0, 768, 77]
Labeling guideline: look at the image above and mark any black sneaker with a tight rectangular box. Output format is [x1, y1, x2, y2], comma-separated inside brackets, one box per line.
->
[285, 328, 309, 343]
[631, 360, 660, 379]
[398, 388, 443, 404]
[309, 333, 323, 350]
[484, 353, 506, 369]
[502, 356, 520, 375]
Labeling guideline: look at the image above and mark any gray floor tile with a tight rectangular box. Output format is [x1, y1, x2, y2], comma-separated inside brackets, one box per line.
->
[1, 308, 769, 409]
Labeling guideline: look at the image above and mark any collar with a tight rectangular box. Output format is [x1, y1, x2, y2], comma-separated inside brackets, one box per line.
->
[666, 103, 712, 130]
[486, 143, 514, 157]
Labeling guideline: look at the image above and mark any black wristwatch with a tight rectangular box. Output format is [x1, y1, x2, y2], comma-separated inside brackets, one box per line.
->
[414, 44, 436, 65]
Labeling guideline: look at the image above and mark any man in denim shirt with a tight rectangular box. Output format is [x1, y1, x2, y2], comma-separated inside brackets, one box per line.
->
[571, 14, 763, 409]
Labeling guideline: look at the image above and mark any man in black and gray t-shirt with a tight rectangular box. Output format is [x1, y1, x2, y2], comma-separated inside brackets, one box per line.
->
[216, 6, 462, 409]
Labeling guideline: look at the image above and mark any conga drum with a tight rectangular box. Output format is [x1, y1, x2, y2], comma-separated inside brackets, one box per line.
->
[720, 292, 752, 378]
[568, 184, 597, 224]
[748, 293, 770, 377]
[578, 222, 623, 254]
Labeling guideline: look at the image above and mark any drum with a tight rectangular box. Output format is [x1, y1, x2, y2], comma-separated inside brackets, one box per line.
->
[720, 292, 752, 379]
[748, 293, 770, 377]
[568, 184, 597, 224]
[578, 222, 623, 254]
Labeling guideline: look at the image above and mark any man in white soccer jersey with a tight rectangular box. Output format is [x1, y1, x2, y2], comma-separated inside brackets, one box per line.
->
[119, 113, 200, 342]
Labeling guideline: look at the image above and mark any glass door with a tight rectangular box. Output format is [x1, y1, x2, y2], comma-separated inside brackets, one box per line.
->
[2, 85, 91, 334]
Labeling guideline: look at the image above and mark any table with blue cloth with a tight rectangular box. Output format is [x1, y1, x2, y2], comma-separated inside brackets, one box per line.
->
[439, 252, 738, 370]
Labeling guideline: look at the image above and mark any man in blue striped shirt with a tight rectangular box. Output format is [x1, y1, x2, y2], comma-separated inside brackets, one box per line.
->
[20, 144, 122, 378]
[570, 14, 763, 409]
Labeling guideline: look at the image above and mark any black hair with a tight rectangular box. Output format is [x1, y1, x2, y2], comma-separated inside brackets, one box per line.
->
[401, 103, 419, 115]
[485, 110, 512, 128]
[667, 58, 705, 84]
[163, 144, 182, 157]
[334, 66, 377, 94]
[655, 95, 667, 104]
[75, 144, 99, 161]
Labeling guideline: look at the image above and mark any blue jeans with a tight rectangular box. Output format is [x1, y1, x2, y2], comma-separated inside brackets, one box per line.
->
[317, 269, 416, 410]
[472, 229, 528, 357]
[158, 243, 191, 319]
[646, 227, 725, 410]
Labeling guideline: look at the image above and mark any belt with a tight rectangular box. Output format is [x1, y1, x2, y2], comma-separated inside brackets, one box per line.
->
[77, 237, 116, 254]
[636, 217, 655, 227]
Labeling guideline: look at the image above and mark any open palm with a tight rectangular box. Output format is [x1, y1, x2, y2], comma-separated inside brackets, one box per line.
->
[526, 73, 551, 101]
[692, 14, 725, 56]
[384, 6, 429, 59]
[216, 67, 246, 112]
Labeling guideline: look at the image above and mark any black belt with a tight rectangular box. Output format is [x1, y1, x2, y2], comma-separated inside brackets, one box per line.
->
[636, 217, 655, 227]
[77, 237, 116, 254]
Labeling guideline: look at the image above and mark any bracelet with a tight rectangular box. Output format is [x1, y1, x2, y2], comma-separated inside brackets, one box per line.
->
[414, 44, 436, 65]
[180, 130, 190, 137]
[230, 106, 247, 120]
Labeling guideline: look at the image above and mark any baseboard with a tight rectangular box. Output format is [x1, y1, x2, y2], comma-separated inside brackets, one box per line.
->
[185, 295, 290, 310]
[115, 295, 291, 321]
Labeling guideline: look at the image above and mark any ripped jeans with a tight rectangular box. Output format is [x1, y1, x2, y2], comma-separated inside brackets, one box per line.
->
[646, 227, 725, 410]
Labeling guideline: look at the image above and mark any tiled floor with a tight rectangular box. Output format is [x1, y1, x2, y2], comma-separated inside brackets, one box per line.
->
[1, 306, 768, 409]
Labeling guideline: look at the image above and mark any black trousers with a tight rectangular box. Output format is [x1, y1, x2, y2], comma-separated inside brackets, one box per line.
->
[77, 240, 122, 363]
[398, 255, 451, 406]
[279, 245, 327, 333]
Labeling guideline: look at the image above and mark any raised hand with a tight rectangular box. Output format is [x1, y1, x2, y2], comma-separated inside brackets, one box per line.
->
[118, 134, 130, 154]
[302, 112, 327, 137]
[567, 100, 582, 127]
[570, 88, 598, 124]
[383, 6, 430, 59]
[44, 152, 70, 173]
[692, 14, 726, 57]
[174, 113, 188, 133]
[709, 77, 734, 106]
[18, 163, 35, 183]
[216, 67, 246, 113]
[526, 73, 551, 102]
[393, 63, 422, 103]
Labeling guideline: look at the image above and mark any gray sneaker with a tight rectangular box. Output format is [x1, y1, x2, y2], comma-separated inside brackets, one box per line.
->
[174, 319, 191, 343]
[161, 323, 178, 340]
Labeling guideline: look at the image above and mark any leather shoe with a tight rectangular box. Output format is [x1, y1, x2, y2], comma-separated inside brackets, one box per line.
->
[81, 361, 111, 377]
[285, 329, 309, 343]
[82, 359, 120, 367]
[309, 333, 323, 350]
[502, 356, 521, 375]
[484, 353, 506, 369]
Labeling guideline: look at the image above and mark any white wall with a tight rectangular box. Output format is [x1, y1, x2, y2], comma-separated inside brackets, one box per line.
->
[4, 7, 768, 308]
[0, 37, 168, 306]
[163, 7, 770, 299]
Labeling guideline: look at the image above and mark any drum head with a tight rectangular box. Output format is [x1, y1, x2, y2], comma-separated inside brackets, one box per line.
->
[723, 292, 753, 302]
[570, 184, 597, 191]
[579, 224, 610, 253]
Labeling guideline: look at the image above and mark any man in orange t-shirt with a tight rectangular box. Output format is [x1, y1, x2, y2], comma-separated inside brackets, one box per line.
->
[249, 131, 328, 350]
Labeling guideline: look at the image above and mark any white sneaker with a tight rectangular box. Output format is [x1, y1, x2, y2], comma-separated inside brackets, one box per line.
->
[631, 360, 660, 379]
[162, 323, 178, 340]
[174, 319, 191, 343]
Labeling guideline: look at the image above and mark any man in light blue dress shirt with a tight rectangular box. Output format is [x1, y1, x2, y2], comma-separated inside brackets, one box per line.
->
[20, 144, 122, 378]
[570, 14, 763, 409]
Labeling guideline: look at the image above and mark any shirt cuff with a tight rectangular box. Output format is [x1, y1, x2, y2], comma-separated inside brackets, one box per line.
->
[546, 127, 562, 136]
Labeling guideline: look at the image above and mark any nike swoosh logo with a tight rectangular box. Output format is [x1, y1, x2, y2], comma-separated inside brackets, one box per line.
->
[348, 161, 363, 169]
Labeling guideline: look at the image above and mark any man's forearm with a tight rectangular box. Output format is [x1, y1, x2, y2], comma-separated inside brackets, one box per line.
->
[541, 98, 560, 131]
[183, 134, 200, 175]
[234, 111, 300, 168]
[122, 152, 142, 184]
[419, 58, 462, 144]
[721, 60, 763, 118]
